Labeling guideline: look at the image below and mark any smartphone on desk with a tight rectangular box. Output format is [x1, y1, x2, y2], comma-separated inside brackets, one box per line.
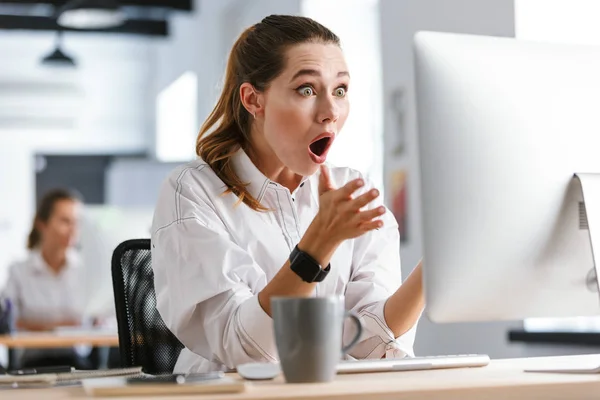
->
[126, 371, 225, 385]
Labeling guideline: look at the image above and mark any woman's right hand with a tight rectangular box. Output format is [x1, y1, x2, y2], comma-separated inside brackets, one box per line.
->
[298, 165, 386, 266]
[259, 166, 385, 314]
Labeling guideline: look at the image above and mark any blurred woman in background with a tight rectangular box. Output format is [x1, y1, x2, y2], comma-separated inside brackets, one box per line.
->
[2, 188, 91, 369]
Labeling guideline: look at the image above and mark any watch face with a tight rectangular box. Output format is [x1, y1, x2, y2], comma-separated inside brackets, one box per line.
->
[292, 253, 322, 282]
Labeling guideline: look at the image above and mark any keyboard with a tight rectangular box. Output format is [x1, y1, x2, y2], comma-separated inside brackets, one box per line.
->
[337, 354, 490, 374]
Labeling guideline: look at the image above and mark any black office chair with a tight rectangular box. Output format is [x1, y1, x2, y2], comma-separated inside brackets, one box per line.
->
[111, 239, 184, 374]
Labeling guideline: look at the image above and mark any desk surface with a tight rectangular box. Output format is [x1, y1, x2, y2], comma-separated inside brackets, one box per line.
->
[5, 354, 600, 399]
[0, 332, 119, 348]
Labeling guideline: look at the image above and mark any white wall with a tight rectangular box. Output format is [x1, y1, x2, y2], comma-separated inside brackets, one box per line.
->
[220, 0, 302, 45]
[379, 0, 521, 358]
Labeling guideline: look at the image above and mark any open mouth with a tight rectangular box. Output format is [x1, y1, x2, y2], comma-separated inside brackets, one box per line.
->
[309, 135, 333, 157]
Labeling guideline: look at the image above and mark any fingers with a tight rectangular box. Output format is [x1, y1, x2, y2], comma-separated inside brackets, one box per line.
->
[318, 165, 336, 195]
[357, 205, 386, 222]
[359, 219, 384, 231]
[336, 178, 365, 199]
[348, 188, 380, 210]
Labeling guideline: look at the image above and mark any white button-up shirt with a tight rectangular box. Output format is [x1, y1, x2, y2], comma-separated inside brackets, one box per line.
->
[151, 149, 417, 373]
[2, 250, 85, 325]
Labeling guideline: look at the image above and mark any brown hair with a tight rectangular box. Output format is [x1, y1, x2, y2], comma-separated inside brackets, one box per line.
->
[196, 15, 340, 211]
[27, 188, 80, 250]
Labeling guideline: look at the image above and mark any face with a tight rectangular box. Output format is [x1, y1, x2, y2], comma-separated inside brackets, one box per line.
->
[38, 199, 80, 250]
[257, 42, 350, 176]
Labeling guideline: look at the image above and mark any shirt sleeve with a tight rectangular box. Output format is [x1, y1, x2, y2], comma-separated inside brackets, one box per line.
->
[343, 177, 419, 360]
[151, 179, 278, 370]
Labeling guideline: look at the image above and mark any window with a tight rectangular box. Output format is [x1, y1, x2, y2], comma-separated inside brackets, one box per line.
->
[155, 71, 198, 162]
[516, 0, 600, 46]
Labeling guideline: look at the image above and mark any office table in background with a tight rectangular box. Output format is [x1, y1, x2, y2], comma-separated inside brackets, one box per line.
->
[5, 354, 600, 399]
[0, 332, 119, 348]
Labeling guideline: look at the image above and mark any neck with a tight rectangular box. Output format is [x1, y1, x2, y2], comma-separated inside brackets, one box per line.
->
[248, 132, 303, 193]
[40, 245, 67, 274]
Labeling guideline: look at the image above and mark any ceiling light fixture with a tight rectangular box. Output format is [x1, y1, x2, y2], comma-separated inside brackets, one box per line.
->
[41, 31, 76, 67]
[57, 0, 125, 30]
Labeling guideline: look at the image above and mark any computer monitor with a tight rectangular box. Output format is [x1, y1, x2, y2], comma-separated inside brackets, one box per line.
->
[414, 32, 600, 324]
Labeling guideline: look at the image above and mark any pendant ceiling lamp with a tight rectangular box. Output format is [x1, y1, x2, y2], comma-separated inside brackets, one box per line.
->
[57, 0, 125, 30]
[41, 31, 76, 67]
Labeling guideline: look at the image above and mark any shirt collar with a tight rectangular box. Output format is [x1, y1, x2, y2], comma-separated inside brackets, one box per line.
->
[30, 249, 78, 274]
[231, 148, 271, 202]
[230, 148, 312, 202]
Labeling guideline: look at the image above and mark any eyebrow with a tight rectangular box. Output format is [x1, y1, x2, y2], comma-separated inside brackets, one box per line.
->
[289, 69, 350, 82]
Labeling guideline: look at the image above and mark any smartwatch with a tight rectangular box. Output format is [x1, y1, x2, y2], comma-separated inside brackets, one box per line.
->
[289, 245, 331, 283]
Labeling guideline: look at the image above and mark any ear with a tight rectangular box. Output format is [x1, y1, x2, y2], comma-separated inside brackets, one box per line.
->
[240, 82, 264, 119]
[35, 218, 47, 236]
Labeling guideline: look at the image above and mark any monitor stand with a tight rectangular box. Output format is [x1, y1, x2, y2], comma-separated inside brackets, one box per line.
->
[524, 173, 600, 374]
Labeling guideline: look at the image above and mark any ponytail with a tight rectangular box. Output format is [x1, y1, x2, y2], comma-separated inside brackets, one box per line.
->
[27, 226, 41, 250]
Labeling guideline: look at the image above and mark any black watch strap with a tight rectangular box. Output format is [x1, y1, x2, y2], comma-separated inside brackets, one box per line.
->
[289, 245, 331, 283]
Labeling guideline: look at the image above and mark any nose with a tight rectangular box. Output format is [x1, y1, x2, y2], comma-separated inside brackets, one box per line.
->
[317, 95, 340, 124]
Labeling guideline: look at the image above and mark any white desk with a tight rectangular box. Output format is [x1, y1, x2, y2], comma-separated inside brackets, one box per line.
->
[4, 354, 600, 399]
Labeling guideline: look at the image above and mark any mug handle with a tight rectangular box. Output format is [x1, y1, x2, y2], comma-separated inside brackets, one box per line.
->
[341, 311, 363, 354]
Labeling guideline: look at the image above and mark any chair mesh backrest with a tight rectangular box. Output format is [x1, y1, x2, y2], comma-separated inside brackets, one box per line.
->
[111, 239, 184, 374]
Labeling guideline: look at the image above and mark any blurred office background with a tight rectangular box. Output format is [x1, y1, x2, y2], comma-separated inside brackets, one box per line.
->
[1, 0, 600, 366]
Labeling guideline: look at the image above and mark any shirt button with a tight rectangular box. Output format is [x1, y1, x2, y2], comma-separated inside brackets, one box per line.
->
[300, 183, 305, 188]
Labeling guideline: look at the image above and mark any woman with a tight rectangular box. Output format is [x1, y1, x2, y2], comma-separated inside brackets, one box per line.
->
[2, 188, 91, 369]
[151, 15, 425, 374]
